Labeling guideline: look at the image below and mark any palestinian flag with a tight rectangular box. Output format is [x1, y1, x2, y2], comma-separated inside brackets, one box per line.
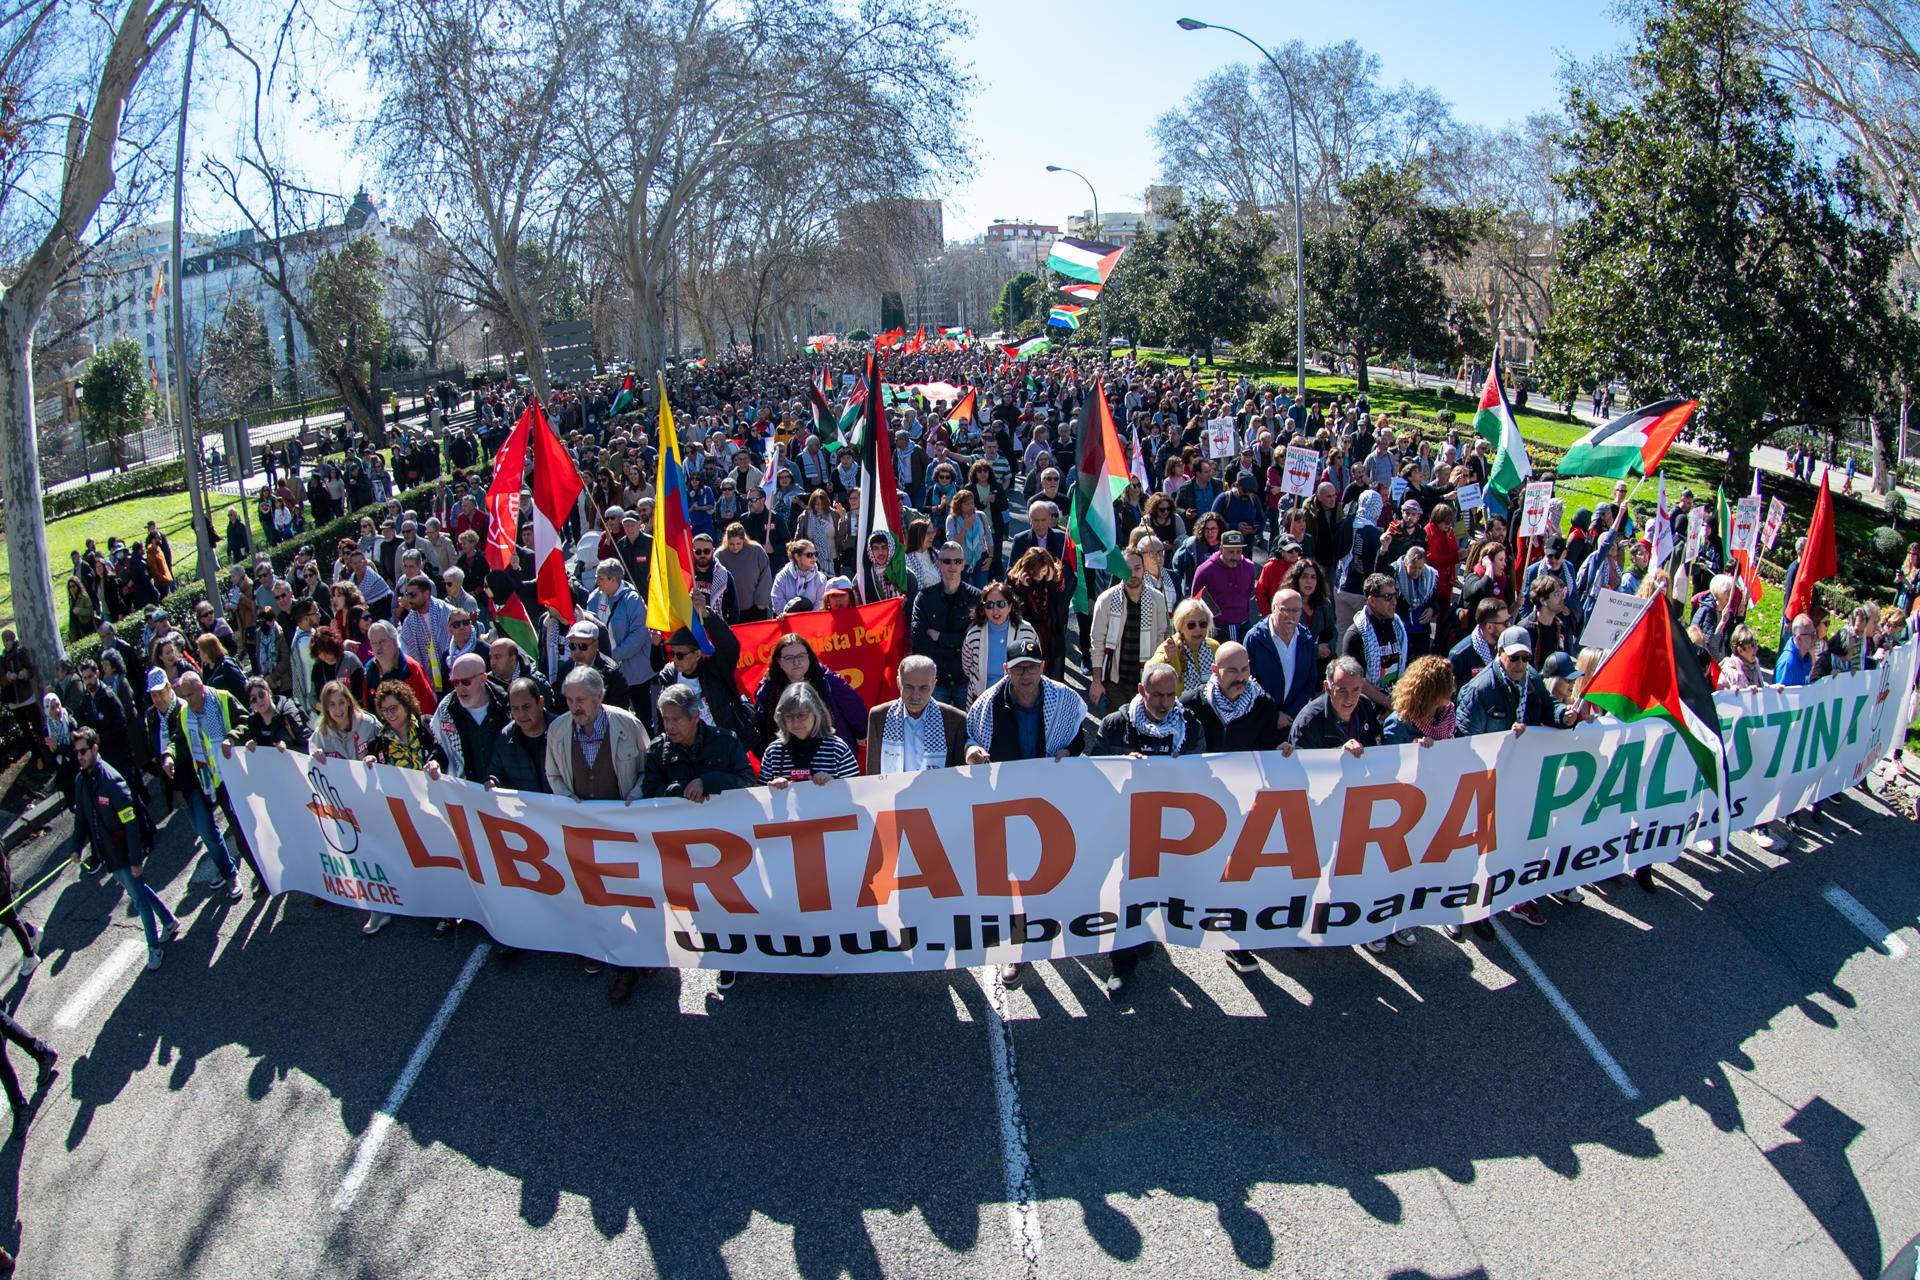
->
[941, 326, 970, 341]
[1048, 305, 1085, 330]
[1581, 589, 1730, 844]
[947, 388, 977, 428]
[1472, 350, 1532, 496]
[851, 349, 909, 602]
[493, 592, 539, 659]
[1000, 335, 1051, 362]
[1558, 398, 1697, 480]
[1046, 236, 1125, 285]
[608, 374, 636, 418]
[808, 379, 838, 444]
[1060, 282, 1102, 301]
[1069, 379, 1131, 611]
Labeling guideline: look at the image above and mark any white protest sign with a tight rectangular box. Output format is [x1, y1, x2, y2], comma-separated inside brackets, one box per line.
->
[1730, 495, 1761, 556]
[1281, 446, 1320, 499]
[1578, 588, 1652, 653]
[1761, 496, 1787, 551]
[1390, 476, 1409, 502]
[1206, 417, 1237, 459]
[1685, 507, 1708, 561]
[1454, 482, 1484, 512]
[1649, 512, 1673, 566]
[1518, 482, 1554, 537]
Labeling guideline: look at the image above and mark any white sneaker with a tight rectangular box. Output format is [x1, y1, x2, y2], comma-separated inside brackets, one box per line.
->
[1392, 928, 1418, 946]
[1363, 937, 1388, 955]
[1224, 950, 1258, 973]
[361, 912, 392, 936]
[1103, 974, 1123, 996]
[18, 952, 39, 977]
[1690, 838, 1715, 855]
[1751, 825, 1777, 849]
[145, 947, 163, 972]
[1561, 886, 1586, 904]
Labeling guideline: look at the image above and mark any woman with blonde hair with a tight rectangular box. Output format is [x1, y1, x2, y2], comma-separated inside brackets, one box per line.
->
[1155, 598, 1219, 694]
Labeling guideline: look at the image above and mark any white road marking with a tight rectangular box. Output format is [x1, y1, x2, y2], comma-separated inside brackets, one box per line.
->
[332, 942, 490, 1212]
[1492, 918, 1640, 1101]
[975, 965, 1043, 1278]
[1821, 885, 1909, 958]
[54, 939, 145, 1030]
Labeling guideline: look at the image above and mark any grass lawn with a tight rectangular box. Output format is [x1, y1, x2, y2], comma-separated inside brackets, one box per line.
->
[1, 489, 241, 637]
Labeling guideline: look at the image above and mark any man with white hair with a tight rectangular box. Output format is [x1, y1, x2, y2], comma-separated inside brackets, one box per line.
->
[358, 619, 438, 713]
[864, 655, 968, 774]
[1008, 499, 1068, 569]
[587, 557, 652, 702]
[1689, 572, 1740, 661]
[545, 664, 649, 803]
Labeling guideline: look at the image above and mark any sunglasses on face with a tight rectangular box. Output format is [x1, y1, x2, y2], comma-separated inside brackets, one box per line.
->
[939, 557, 964, 566]
[568, 641, 593, 651]
[984, 599, 1010, 610]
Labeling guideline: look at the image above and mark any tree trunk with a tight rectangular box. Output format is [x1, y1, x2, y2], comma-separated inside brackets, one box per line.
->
[1352, 338, 1371, 395]
[1869, 410, 1891, 496]
[0, 302, 62, 676]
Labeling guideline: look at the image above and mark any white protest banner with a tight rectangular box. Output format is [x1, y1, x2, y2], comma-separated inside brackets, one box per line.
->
[1685, 507, 1708, 561]
[1519, 482, 1554, 537]
[1281, 446, 1320, 499]
[1731, 496, 1761, 556]
[1578, 588, 1652, 653]
[1390, 476, 1409, 502]
[1206, 417, 1238, 459]
[225, 641, 1916, 973]
[1762, 497, 1787, 551]
[1454, 482, 1483, 512]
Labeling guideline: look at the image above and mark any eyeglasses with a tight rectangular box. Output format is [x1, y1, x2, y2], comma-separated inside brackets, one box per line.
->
[568, 641, 593, 651]
[454, 674, 485, 687]
[1182, 621, 1206, 632]
[938, 557, 964, 566]
[668, 648, 696, 660]
[984, 599, 1010, 610]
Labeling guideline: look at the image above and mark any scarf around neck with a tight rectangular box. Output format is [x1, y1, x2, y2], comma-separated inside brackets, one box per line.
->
[1128, 694, 1186, 753]
[1205, 673, 1263, 725]
[880, 699, 947, 772]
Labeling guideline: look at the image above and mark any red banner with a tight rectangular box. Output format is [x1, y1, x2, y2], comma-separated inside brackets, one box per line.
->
[730, 599, 908, 710]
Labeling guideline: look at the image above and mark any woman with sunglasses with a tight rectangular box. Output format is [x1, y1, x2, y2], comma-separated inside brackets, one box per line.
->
[962, 582, 1038, 703]
[1154, 598, 1220, 695]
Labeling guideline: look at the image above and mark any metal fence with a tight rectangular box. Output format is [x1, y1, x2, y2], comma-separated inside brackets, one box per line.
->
[41, 423, 185, 489]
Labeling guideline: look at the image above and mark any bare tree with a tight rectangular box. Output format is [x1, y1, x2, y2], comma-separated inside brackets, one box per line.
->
[389, 217, 469, 368]
[363, 0, 586, 401]
[1756, 0, 1920, 272]
[0, 0, 193, 669]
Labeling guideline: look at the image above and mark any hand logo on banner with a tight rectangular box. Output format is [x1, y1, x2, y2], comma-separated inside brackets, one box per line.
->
[1281, 446, 1319, 499]
[1518, 482, 1555, 538]
[306, 763, 360, 856]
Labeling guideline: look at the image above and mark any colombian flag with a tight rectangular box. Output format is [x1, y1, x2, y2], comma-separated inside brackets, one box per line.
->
[646, 375, 713, 653]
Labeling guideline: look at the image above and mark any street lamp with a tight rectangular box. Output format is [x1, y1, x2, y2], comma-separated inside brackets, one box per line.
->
[1177, 17, 1307, 406]
[1045, 164, 1100, 239]
[481, 321, 491, 373]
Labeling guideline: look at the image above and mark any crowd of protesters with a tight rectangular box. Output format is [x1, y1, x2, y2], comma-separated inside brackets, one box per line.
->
[16, 342, 1912, 1037]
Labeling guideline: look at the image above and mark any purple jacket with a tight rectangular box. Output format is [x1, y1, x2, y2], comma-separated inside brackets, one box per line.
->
[1191, 551, 1259, 626]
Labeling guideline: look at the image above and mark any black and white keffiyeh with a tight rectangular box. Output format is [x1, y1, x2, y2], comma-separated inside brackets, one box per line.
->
[1357, 613, 1408, 687]
[879, 700, 947, 772]
[1205, 673, 1264, 726]
[1128, 694, 1187, 753]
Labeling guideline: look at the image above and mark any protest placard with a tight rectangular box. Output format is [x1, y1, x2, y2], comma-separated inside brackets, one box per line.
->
[1519, 482, 1554, 537]
[1281, 446, 1319, 499]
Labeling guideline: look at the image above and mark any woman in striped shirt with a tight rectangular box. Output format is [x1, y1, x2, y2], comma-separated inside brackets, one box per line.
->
[759, 682, 860, 787]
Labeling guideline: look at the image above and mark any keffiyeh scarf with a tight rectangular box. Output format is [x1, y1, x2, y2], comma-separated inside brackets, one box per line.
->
[1128, 694, 1187, 753]
[880, 700, 947, 772]
[966, 677, 1084, 758]
[1357, 613, 1408, 687]
[1205, 673, 1264, 726]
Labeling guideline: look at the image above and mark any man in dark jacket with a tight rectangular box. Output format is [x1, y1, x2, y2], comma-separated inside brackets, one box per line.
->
[910, 542, 981, 708]
[1184, 642, 1283, 753]
[646, 609, 760, 751]
[489, 678, 553, 794]
[73, 728, 178, 975]
[1090, 663, 1208, 759]
[1243, 589, 1319, 729]
[486, 636, 551, 710]
[1088, 661, 1207, 999]
[429, 653, 511, 781]
[1288, 657, 1382, 752]
[1455, 628, 1583, 737]
[228, 678, 313, 750]
[1449, 599, 1508, 691]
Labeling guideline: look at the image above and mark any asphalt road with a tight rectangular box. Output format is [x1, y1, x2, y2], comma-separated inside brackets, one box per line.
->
[4, 761, 1920, 1279]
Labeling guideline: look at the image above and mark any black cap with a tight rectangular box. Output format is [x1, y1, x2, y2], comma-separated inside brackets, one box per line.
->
[1005, 638, 1045, 668]
[1221, 531, 1246, 547]
[1546, 535, 1567, 554]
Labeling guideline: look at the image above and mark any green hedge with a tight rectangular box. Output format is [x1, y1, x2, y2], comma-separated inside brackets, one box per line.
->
[62, 477, 445, 668]
[46, 459, 189, 521]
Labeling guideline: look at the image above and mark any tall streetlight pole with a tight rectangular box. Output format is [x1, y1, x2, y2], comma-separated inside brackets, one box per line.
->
[1046, 165, 1102, 345]
[169, 8, 220, 599]
[1044, 164, 1100, 240]
[1177, 18, 1307, 407]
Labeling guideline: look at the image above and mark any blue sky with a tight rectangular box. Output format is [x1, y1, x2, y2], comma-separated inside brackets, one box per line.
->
[943, 0, 1632, 238]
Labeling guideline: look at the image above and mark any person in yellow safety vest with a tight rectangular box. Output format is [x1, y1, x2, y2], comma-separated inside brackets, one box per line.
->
[156, 671, 260, 900]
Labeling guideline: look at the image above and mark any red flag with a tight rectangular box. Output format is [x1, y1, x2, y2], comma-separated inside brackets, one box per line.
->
[484, 407, 533, 571]
[527, 401, 583, 624]
[904, 326, 925, 354]
[1784, 469, 1837, 622]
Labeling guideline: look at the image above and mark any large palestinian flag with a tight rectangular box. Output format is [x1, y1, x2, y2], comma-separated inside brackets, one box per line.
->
[1069, 379, 1131, 613]
[1000, 335, 1052, 362]
[1581, 588, 1725, 791]
[1558, 398, 1697, 480]
[1046, 236, 1125, 285]
[1472, 351, 1532, 497]
[851, 349, 909, 602]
